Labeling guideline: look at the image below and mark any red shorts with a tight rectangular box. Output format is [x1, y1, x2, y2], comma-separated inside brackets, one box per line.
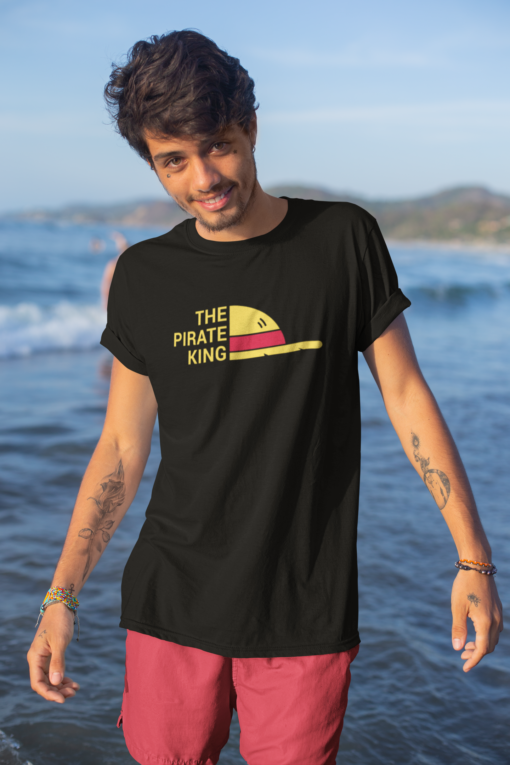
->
[118, 629, 359, 765]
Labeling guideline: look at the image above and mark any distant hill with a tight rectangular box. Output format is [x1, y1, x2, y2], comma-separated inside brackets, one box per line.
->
[270, 185, 510, 244]
[4, 185, 510, 245]
[6, 199, 190, 230]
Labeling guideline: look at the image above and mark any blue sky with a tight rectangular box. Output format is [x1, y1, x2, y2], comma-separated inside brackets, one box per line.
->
[1, 0, 509, 211]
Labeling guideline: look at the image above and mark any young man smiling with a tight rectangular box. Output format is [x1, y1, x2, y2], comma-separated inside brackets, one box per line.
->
[28, 30, 502, 765]
[148, 123, 285, 238]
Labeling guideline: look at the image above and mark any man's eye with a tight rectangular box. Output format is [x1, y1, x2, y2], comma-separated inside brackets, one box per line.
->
[211, 142, 227, 151]
[167, 158, 182, 167]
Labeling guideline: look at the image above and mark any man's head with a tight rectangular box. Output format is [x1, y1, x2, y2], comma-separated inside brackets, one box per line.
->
[104, 30, 260, 232]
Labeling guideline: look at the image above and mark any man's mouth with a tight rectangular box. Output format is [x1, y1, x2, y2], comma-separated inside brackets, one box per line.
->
[194, 186, 234, 212]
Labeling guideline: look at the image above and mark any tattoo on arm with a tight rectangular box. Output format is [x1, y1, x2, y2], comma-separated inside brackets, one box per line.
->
[467, 593, 481, 608]
[38, 630, 48, 639]
[411, 432, 451, 510]
[78, 460, 126, 581]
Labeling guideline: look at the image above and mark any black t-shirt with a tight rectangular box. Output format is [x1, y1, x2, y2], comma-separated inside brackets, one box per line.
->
[100, 197, 411, 658]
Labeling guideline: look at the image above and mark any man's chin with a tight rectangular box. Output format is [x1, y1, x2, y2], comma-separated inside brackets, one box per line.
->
[195, 210, 241, 233]
[192, 199, 255, 232]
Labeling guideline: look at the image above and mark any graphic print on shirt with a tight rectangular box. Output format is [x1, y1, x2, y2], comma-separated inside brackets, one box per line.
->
[173, 305, 322, 364]
[229, 305, 322, 360]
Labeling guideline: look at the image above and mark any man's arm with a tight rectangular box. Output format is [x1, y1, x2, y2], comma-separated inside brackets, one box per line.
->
[363, 312, 503, 672]
[27, 357, 158, 703]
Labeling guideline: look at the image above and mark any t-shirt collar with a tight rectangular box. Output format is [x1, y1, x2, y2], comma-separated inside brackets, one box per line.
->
[185, 196, 299, 256]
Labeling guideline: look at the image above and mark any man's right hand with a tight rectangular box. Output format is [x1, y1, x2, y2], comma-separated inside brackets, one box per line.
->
[27, 603, 80, 703]
[26, 357, 157, 704]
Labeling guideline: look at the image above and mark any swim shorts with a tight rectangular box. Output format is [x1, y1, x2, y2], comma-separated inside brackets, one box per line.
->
[117, 629, 359, 765]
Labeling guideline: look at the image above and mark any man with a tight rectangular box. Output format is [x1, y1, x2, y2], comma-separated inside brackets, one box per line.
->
[27, 30, 503, 765]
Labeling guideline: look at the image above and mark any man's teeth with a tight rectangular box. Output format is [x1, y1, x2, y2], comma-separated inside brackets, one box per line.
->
[202, 189, 229, 205]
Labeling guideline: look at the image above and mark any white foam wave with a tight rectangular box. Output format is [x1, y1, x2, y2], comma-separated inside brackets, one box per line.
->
[0, 302, 107, 359]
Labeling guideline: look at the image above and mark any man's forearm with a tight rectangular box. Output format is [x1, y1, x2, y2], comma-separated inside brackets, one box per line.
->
[383, 379, 492, 561]
[50, 436, 149, 596]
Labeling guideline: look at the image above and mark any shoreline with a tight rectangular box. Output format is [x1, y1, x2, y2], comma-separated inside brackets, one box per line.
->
[387, 238, 510, 255]
[2, 215, 510, 255]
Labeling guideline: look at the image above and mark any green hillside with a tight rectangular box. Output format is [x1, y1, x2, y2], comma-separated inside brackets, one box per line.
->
[6, 185, 510, 245]
[269, 185, 510, 244]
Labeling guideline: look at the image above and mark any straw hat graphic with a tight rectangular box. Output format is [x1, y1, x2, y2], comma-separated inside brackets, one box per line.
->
[229, 305, 322, 360]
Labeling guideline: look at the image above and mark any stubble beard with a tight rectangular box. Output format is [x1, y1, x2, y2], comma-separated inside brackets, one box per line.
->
[171, 156, 258, 233]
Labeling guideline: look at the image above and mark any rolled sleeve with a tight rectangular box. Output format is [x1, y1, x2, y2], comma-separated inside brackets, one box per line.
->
[356, 223, 411, 351]
[356, 288, 411, 352]
[100, 325, 148, 375]
[100, 255, 148, 375]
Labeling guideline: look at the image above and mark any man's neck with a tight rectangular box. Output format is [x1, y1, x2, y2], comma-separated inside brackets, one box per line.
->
[195, 183, 288, 242]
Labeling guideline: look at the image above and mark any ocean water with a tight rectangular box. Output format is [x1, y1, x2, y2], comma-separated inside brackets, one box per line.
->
[0, 220, 509, 765]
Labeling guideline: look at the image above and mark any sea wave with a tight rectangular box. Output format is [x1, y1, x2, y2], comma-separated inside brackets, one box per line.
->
[0, 729, 32, 765]
[1, 281, 509, 361]
[405, 281, 510, 303]
[0, 302, 106, 359]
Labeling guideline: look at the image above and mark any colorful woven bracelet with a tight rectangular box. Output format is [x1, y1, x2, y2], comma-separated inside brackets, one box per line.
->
[35, 587, 81, 641]
[455, 561, 497, 576]
[40, 587, 79, 615]
[459, 558, 493, 568]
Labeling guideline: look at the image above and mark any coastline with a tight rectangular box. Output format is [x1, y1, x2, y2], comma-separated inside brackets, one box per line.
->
[387, 237, 510, 255]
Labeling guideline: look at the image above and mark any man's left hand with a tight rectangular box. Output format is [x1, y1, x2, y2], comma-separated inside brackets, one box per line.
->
[451, 570, 503, 672]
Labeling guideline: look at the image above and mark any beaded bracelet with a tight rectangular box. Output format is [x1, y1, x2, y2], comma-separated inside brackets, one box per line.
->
[35, 587, 81, 641]
[455, 561, 497, 576]
[459, 558, 493, 568]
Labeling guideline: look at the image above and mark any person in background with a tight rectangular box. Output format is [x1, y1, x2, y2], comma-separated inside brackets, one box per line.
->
[89, 236, 105, 254]
[27, 30, 503, 765]
[100, 231, 129, 309]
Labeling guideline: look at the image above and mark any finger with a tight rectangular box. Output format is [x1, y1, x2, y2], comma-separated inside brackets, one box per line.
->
[29, 667, 64, 702]
[48, 641, 66, 686]
[452, 603, 468, 651]
[62, 676, 80, 690]
[43, 689, 67, 703]
[489, 622, 501, 651]
[30, 672, 67, 703]
[28, 646, 68, 702]
[463, 633, 490, 672]
[28, 651, 50, 694]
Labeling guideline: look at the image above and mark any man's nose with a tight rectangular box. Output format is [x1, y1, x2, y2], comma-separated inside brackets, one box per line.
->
[191, 157, 222, 194]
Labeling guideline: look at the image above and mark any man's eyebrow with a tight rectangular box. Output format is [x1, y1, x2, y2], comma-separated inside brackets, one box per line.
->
[152, 135, 231, 163]
[153, 150, 183, 162]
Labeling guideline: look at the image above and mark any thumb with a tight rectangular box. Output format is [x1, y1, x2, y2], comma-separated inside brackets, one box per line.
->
[452, 608, 468, 651]
[48, 643, 66, 686]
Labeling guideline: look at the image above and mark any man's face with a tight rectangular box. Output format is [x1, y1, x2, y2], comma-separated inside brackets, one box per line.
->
[145, 121, 258, 233]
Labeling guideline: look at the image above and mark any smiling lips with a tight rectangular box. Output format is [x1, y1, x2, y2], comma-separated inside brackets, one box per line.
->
[194, 186, 234, 212]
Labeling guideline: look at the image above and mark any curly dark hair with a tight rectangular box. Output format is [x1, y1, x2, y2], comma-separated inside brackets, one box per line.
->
[104, 30, 258, 165]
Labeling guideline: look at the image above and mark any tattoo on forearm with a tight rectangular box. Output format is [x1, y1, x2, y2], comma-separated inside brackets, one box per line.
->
[411, 432, 451, 510]
[69, 583, 75, 595]
[78, 460, 125, 581]
[38, 629, 48, 639]
[468, 593, 481, 608]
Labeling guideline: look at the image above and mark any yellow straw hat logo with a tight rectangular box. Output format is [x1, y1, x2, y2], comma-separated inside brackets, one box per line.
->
[229, 306, 322, 361]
